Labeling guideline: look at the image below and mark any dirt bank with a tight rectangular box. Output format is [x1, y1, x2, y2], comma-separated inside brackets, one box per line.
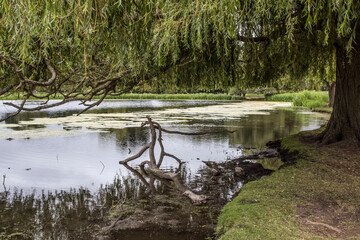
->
[217, 130, 360, 239]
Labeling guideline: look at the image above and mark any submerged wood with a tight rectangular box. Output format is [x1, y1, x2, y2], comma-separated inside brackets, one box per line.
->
[119, 117, 234, 205]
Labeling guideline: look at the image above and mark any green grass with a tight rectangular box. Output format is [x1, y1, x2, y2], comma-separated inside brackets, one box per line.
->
[0, 93, 243, 101]
[266, 91, 329, 109]
[0, 93, 64, 100]
[217, 133, 360, 239]
[104, 93, 243, 100]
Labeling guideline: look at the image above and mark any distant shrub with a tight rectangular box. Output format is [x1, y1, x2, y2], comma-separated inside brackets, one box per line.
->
[103, 93, 242, 101]
[267, 91, 329, 108]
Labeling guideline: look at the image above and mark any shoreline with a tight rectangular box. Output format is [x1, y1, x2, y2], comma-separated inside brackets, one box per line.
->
[216, 130, 360, 239]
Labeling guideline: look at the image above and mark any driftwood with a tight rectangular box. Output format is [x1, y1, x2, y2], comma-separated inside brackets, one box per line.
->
[119, 117, 235, 205]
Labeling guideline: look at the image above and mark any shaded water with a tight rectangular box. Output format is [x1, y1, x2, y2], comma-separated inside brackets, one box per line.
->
[0, 100, 329, 239]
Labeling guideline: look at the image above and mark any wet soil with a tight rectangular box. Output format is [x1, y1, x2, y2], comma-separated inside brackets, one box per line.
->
[101, 144, 286, 239]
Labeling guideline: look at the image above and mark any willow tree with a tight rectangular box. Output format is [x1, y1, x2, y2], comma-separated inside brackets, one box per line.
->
[0, 0, 359, 145]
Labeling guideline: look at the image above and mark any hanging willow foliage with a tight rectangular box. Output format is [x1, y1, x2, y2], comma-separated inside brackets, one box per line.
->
[0, 0, 359, 119]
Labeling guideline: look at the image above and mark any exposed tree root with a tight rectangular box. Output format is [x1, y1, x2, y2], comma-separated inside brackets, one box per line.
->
[300, 120, 360, 147]
[305, 219, 342, 233]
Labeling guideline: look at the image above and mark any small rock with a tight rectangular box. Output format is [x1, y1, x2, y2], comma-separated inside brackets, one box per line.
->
[234, 167, 245, 175]
[211, 168, 221, 176]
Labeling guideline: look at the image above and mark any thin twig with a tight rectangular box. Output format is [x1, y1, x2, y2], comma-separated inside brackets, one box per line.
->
[2, 175, 7, 192]
[99, 161, 105, 175]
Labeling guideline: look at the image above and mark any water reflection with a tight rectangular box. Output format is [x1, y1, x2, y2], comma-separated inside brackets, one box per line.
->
[100, 128, 150, 151]
[0, 173, 150, 240]
[0, 167, 221, 240]
[0, 100, 223, 124]
[0, 100, 329, 239]
[0, 104, 328, 192]
[227, 109, 326, 147]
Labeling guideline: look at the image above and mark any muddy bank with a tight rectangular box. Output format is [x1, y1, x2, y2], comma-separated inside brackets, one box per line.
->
[100, 141, 291, 239]
[0, 140, 292, 240]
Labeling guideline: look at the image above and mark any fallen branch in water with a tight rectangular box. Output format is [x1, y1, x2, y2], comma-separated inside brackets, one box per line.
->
[119, 116, 235, 205]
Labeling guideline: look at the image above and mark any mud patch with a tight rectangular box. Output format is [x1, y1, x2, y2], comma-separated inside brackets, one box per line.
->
[297, 201, 360, 239]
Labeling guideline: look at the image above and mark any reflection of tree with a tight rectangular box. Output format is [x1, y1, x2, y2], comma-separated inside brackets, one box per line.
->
[99, 127, 149, 151]
[228, 110, 320, 147]
[0, 189, 100, 239]
[0, 175, 151, 239]
[3, 109, 83, 124]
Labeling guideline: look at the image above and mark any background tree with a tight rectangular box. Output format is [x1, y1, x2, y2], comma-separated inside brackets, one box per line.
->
[1, 0, 359, 145]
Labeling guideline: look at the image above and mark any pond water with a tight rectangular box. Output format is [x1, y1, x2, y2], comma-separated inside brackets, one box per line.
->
[0, 100, 329, 239]
[0, 100, 328, 192]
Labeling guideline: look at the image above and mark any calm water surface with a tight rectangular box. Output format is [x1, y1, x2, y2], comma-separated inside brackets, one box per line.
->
[0, 100, 329, 239]
[0, 100, 328, 192]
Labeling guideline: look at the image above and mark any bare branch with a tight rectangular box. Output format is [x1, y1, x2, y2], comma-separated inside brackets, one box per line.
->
[76, 88, 110, 115]
[22, 59, 56, 86]
[120, 143, 152, 164]
[0, 55, 26, 81]
[121, 162, 152, 190]
[0, 93, 30, 121]
[119, 117, 219, 205]
[3, 97, 82, 111]
[0, 83, 17, 96]
[163, 153, 182, 164]
[9, 56, 37, 70]
[0, 53, 192, 122]
[95, 68, 132, 87]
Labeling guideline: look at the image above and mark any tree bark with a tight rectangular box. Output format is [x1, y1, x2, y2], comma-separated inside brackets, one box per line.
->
[327, 82, 336, 108]
[319, 33, 360, 145]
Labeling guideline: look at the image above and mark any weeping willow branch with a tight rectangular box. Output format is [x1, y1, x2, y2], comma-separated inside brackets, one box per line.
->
[0, 58, 138, 121]
[0, 53, 193, 122]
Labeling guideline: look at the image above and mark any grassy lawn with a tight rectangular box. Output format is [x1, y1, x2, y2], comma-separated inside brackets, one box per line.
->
[217, 130, 360, 239]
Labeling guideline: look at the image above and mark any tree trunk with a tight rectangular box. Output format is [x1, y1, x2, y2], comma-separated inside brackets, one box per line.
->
[328, 82, 336, 108]
[319, 36, 360, 145]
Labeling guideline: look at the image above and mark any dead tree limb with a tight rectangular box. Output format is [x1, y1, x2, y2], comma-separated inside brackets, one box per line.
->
[119, 117, 235, 205]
